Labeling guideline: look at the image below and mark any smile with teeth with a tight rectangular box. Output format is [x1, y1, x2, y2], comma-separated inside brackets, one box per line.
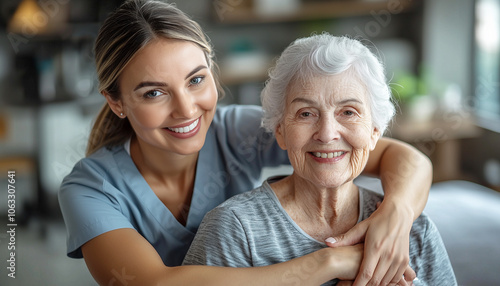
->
[312, 151, 345, 159]
[167, 118, 199, 133]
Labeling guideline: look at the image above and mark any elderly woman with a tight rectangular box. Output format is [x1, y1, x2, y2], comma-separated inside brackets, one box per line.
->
[183, 34, 456, 285]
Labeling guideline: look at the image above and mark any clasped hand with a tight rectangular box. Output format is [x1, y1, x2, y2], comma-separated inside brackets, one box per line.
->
[326, 199, 416, 286]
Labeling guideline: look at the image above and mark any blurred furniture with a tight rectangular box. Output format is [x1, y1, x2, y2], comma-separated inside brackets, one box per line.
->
[355, 176, 500, 286]
[0, 113, 6, 139]
[390, 114, 482, 182]
[208, 0, 422, 105]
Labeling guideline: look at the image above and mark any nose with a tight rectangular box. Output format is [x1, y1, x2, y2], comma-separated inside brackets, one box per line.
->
[172, 90, 197, 119]
[313, 115, 340, 143]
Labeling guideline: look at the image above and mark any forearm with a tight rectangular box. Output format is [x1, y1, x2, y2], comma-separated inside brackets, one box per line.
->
[164, 248, 337, 286]
[364, 137, 432, 220]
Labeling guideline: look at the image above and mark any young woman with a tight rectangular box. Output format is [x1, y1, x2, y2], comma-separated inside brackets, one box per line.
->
[58, 1, 432, 285]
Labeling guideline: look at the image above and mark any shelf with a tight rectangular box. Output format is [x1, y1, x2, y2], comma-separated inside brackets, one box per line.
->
[390, 114, 481, 143]
[390, 114, 482, 182]
[216, 0, 416, 25]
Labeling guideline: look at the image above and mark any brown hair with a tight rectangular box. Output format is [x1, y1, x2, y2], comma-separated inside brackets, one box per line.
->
[87, 0, 223, 155]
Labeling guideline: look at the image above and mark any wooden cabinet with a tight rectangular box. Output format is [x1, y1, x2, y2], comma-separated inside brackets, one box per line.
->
[390, 113, 482, 182]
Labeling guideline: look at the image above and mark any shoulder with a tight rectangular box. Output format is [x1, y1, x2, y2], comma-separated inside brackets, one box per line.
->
[411, 212, 438, 240]
[64, 146, 123, 180]
[59, 145, 128, 202]
[205, 186, 270, 222]
[358, 187, 384, 219]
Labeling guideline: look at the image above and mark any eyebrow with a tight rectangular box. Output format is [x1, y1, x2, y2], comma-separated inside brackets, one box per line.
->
[185, 65, 207, 80]
[290, 97, 316, 105]
[337, 98, 363, 105]
[133, 81, 167, 91]
[290, 97, 363, 105]
[133, 65, 208, 91]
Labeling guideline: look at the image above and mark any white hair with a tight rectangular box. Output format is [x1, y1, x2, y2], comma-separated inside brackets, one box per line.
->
[261, 33, 395, 135]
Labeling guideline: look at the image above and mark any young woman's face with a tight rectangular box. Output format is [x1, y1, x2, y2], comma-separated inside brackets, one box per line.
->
[275, 71, 380, 188]
[113, 38, 218, 156]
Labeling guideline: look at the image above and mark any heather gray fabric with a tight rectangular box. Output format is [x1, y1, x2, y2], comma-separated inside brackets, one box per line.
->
[183, 177, 457, 285]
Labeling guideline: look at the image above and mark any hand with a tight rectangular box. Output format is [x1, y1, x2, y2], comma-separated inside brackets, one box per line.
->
[325, 198, 416, 285]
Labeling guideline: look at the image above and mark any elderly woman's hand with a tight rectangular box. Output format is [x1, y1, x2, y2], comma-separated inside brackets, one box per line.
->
[326, 197, 416, 286]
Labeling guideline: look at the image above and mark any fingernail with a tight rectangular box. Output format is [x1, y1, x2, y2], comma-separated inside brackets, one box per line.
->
[325, 237, 337, 244]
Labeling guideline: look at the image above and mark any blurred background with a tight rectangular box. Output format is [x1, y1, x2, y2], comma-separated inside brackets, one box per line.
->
[0, 0, 499, 285]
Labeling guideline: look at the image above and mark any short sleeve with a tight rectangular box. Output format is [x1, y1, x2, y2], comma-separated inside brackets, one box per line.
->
[58, 159, 135, 258]
[182, 206, 252, 267]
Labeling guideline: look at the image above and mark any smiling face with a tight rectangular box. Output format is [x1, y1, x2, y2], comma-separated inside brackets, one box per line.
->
[106, 38, 218, 156]
[275, 70, 381, 188]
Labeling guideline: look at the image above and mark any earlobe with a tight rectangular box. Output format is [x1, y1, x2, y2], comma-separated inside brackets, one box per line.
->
[103, 92, 125, 118]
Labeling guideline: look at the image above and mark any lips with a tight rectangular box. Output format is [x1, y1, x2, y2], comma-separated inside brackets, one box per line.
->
[164, 116, 201, 139]
[309, 151, 347, 162]
[166, 118, 199, 133]
[311, 151, 345, 159]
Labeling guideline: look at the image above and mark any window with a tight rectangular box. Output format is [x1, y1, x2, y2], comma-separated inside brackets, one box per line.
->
[475, 0, 500, 131]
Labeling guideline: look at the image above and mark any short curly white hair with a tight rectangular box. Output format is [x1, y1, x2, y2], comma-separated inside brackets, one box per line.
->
[261, 33, 395, 135]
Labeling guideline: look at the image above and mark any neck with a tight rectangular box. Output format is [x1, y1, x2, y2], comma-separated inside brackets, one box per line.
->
[130, 136, 199, 181]
[129, 136, 198, 225]
[272, 174, 359, 238]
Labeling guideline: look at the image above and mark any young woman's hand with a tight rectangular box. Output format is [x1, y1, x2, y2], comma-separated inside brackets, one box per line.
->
[326, 198, 416, 286]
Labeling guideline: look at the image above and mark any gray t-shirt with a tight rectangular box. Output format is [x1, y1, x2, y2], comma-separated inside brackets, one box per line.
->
[183, 177, 457, 285]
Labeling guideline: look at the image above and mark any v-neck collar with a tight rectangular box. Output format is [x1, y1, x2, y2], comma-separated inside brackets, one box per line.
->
[113, 125, 223, 235]
[114, 146, 198, 236]
[184, 126, 227, 231]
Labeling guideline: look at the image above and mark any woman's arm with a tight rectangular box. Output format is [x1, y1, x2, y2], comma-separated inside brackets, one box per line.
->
[363, 136, 432, 220]
[327, 136, 432, 286]
[82, 228, 363, 285]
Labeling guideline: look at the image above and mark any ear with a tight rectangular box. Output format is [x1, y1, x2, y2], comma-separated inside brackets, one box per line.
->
[103, 92, 125, 118]
[369, 126, 381, 151]
[274, 123, 287, 151]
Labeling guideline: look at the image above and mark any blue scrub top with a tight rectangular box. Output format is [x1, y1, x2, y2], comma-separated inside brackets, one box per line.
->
[58, 105, 289, 266]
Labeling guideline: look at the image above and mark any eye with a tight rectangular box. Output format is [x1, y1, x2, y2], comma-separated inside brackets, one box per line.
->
[189, 76, 205, 86]
[300, 111, 313, 117]
[143, 89, 163, 99]
[343, 110, 355, 116]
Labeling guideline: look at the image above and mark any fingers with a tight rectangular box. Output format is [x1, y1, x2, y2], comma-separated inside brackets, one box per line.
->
[337, 281, 354, 286]
[351, 228, 411, 286]
[325, 220, 369, 248]
[379, 261, 402, 286]
[403, 265, 416, 282]
[381, 254, 410, 285]
[375, 261, 411, 285]
[354, 263, 415, 286]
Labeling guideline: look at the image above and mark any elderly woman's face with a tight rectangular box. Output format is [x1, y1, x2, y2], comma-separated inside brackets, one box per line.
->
[275, 71, 380, 188]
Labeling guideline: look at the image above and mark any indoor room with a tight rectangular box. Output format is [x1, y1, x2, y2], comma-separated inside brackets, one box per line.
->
[0, 0, 499, 285]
